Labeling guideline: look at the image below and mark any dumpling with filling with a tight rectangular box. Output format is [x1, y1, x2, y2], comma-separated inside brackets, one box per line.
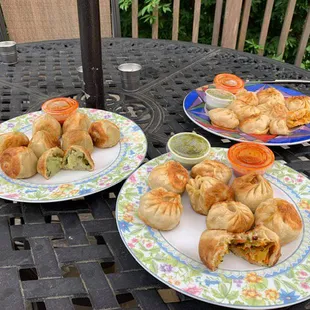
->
[258, 102, 288, 120]
[207, 201, 254, 233]
[191, 159, 232, 184]
[88, 120, 120, 148]
[62, 145, 94, 171]
[138, 187, 183, 231]
[62, 111, 91, 133]
[285, 96, 310, 111]
[236, 89, 259, 106]
[37, 147, 64, 179]
[239, 114, 270, 134]
[232, 173, 273, 212]
[32, 114, 62, 139]
[199, 229, 234, 271]
[62, 130, 94, 154]
[209, 108, 239, 129]
[255, 198, 302, 245]
[148, 161, 189, 194]
[0, 146, 37, 179]
[28, 130, 60, 158]
[269, 118, 290, 135]
[257, 87, 285, 105]
[0, 132, 29, 154]
[186, 176, 233, 215]
[287, 109, 310, 128]
[228, 100, 261, 121]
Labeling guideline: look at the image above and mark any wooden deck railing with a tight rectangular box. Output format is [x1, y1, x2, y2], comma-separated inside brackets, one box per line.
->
[131, 0, 310, 67]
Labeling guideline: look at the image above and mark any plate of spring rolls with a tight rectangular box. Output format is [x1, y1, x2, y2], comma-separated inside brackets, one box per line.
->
[0, 108, 147, 202]
[184, 83, 310, 145]
[116, 149, 310, 309]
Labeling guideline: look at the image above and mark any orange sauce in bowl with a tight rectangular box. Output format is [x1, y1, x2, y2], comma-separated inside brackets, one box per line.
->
[41, 97, 79, 124]
[228, 142, 275, 176]
[214, 73, 245, 94]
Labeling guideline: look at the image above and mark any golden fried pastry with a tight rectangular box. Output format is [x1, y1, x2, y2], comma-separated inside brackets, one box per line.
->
[148, 161, 189, 194]
[32, 114, 62, 139]
[209, 108, 239, 129]
[255, 198, 302, 245]
[207, 201, 254, 233]
[287, 109, 310, 128]
[0, 146, 37, 179]
[257, 102, 288, 120]
[88, 120, 120, 148]
[37, 147, 64, 179]
[228, 100, 261, 121]
[285, 96, 310, 111]
[0, 132, 29, 154]
[235, 89, 259, 106]
[257, 87, 285, 106]
[230, 225, 281, 267]
[191, 159, 232, 184]
[62, 145, 94, 171]
[239, 114, 270, 134]
[62, 111, 91, 133]
[232, 173, 273, 212]
[186, 176, 233, 215]
[269, 118, 290, 135]
[199, 229, 234, 271]
[62, 130, 94, 154]
[138, 187, 183, 231]
[28, 130, 60, 158]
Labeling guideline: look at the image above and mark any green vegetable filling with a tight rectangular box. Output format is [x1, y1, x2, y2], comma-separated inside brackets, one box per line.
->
[46, 155, 62, 178]
[63, 149, 91, 170]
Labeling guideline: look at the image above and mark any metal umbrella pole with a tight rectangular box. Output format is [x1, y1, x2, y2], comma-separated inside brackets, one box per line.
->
[77, 0, 105, 109]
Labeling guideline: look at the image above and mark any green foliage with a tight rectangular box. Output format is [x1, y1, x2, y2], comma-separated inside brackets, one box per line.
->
[119, 0, 309, 69]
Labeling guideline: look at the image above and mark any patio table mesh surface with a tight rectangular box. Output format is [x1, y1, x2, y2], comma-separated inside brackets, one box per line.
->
[0, 38, 309, 310]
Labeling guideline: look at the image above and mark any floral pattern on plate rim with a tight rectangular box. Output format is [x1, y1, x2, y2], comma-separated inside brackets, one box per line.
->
[116, 149, 310, 309]
[0, 108, 147, 202]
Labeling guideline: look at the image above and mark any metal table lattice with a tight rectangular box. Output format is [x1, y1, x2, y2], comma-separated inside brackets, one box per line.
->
[0, 38, 309, 310]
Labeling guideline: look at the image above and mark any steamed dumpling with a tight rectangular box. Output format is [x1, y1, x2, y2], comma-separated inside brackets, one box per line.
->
[62, 111, 91, 133]
[207, 201, 254, 233]
[235, 89, 259, 106]
[232, 173, 273, 212]
[258, 102, 288, 120]
[269, 118, 290, 135]
[191, 159, 232, 184]
[186, 176, 233, 215]
[32, 114, 62, 139]
[209, 108, 239, 129]
[239, 114, 270, 134]
[255, 198, 302, 245]
[148, 161, 189, 194]
[88, 120, 120, 148]
[28, 130, 60, 158]
[228, 100, 261, 121]
[138, 187, 183, 231]
[257, 87, 285, 105]
[37, 147, 64, 179]
[62, 145, 94, 171]
[287, 108, 310, 128]
[285, 96, 310, 111]
[0, 132, 29, 154]
[0, 146, 37, 179]
[62, 130, 94, 153]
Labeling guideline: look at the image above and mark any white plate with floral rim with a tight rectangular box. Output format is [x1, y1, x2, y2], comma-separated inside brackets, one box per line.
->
[0, 108, 147, 203]
[116, 148, 310, 309]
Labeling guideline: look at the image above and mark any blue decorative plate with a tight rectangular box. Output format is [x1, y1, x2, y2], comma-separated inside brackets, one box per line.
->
[183, 84, 310, 145]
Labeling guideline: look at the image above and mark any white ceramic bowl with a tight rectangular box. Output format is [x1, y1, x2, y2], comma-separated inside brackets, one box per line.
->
[167, 132, 211, 167]
[205, 88, 235, 110]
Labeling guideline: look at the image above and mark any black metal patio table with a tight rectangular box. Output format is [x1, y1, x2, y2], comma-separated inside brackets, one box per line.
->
[0, 38, 309, 310]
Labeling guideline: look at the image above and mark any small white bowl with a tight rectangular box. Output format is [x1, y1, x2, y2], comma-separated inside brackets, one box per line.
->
[167, 132, 211, 167]
[205, 88, 235, 110]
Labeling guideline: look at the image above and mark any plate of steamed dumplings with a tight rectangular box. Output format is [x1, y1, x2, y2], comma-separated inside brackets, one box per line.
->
[116, 149, 310, 308]
[0, 108, 147, 202]
[184, 84, 310, 145]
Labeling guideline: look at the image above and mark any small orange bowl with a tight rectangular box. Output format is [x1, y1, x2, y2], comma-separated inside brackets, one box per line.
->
[41, 97, 79, 124]
[227, 142, 275, 176]
[214, 73, 245, 94]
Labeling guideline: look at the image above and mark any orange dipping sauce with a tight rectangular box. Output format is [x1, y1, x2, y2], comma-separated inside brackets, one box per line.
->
[214, 73, 245, 94]
[41, 97, 79, 124]
[228, 142, 275, 176]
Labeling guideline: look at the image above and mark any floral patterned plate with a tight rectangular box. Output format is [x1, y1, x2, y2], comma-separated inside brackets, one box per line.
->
[116, 149, 310, 309]
[183, 84, 310, 146]
[0, 108, 147, 203]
